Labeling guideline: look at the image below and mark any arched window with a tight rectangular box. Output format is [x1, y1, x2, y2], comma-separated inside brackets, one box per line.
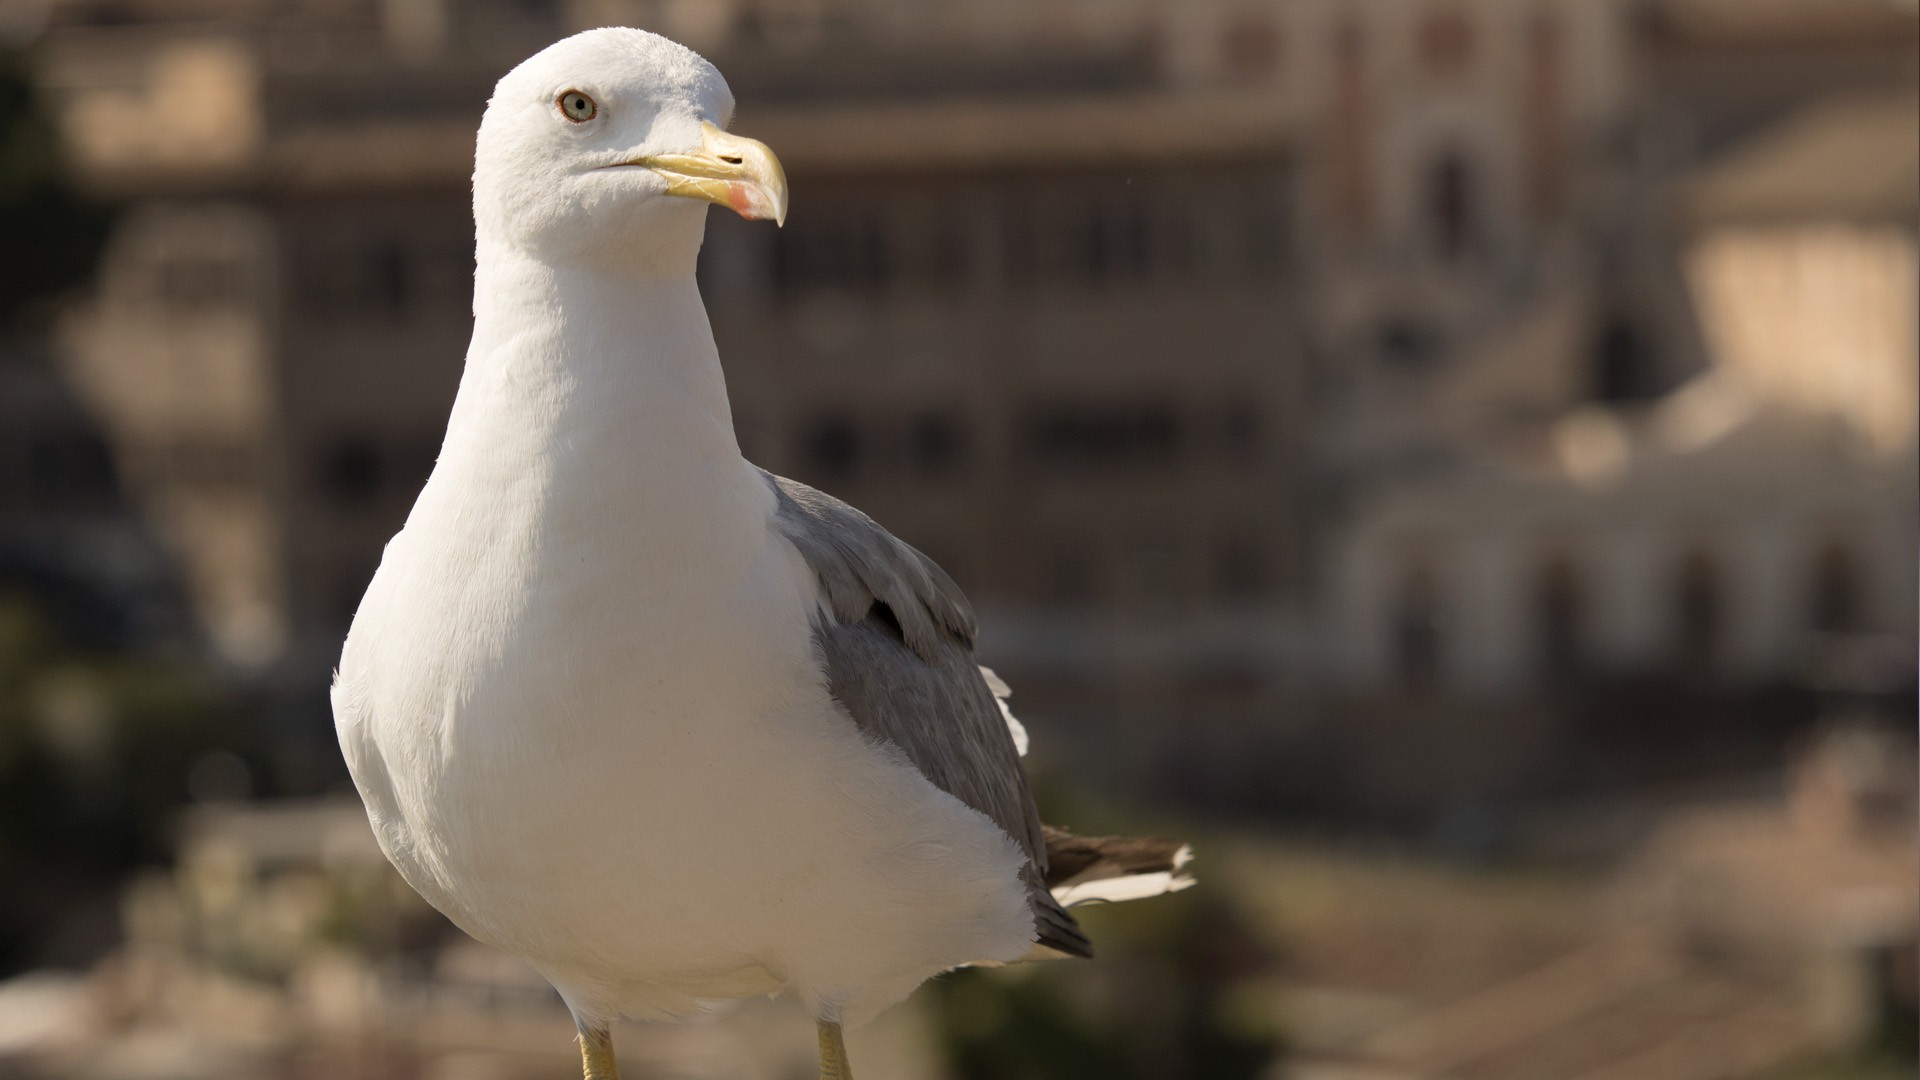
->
[1426, 150, 1479, 261]
[1393, 564, 1445, 689]
[1536, 554, 1584, 682]
[1674, 549, 1723, 673]
[1809, 542, 1864, 634]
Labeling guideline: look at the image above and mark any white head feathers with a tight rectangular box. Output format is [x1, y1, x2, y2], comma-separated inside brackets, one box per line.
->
[473, 28, 737, 274]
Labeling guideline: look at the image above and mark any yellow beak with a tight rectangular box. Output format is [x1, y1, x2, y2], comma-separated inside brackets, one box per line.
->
[629, 121, 788, 226]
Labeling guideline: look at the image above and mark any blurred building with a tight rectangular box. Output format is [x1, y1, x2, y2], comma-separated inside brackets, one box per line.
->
[1325, 0, 1918, 688]
[1329, 89, 1920, 682]
[18, 0, 1919, 808]
[1264, 726, 1918, 1080]
[1320, 88, 1917, 811]
[6, 6, 1917, 1078]
[28, 1, 1313, 766]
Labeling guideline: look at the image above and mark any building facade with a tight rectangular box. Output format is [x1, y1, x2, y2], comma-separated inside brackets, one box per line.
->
[30, 0, 1313, 780]
[25, 0, 1917, 810]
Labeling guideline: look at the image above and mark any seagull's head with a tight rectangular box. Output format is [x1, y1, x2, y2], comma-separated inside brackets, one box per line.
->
[475, 28, 787, 274]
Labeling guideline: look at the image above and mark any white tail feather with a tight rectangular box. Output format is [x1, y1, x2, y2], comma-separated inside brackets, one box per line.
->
[1050, 844, 1196, 906]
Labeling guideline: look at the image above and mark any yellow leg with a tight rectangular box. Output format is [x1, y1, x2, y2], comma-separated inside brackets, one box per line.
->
[579, 1024, 620, 1080]
[817, 1018, 853, 1080]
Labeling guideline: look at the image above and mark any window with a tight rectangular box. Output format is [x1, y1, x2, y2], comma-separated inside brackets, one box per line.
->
[1215, 534, 1267, 601]
[1160, 205, 1201, 275]
[799, 416, 862, 480]
[1426, 150, 1479, 261]
[1058, 203, 1153, 283]
[375, 245, 410, 311]
[1002, 199, 1039, 285]
[1809, 543, 1863, 634]
[1068, 211, 1110, 280]
[997, 166, 1292, 288]
[897, 213, 971, 290]
[321, 438, 383, 504]
[1105, 204, 1153, 280]
[907, 412, 968, 476]
[1219, 402, 1261, 463]
[1536, 555, 1584, 681]
[1050, 542, 1096, 605]
[1393, 564, 1444, 688]
[305, 241, 414, 319]
[1023, 402, 1182, 470]
[1592, 311, 1659, 402]
[1129, 534, 1182, 610]
[1380, 316, 1442, 369]
[773, 209, 889, 294]
[1674, 550, 1723, 673]
[1243, 201, 1290, 274]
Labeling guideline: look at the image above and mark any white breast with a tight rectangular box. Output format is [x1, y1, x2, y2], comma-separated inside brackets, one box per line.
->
[332, 267, 1032, 1026]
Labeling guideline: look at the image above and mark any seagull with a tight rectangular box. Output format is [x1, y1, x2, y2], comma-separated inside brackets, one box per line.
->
[332, 28, 1192, 1080]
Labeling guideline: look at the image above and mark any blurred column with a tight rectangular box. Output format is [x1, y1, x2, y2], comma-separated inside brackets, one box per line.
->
[1453, 527, 1522, 692]
[1329, 522, 1389, 688]
[1591, 525, 1662, 672]
[1730, 520, 1793, 678]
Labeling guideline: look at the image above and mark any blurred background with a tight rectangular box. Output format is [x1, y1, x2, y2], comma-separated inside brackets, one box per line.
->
[0, 0, 1915, 1077]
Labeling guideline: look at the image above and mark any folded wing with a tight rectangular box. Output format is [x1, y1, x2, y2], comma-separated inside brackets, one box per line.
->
[762, 470, 1191, 960]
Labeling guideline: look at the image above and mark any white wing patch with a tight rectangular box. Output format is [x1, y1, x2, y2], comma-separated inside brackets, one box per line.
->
[978, 666, 1029, 757]
[1050, 845, 1197, 907]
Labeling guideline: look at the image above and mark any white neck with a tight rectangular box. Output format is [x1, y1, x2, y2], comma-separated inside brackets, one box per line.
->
[432, 238, 762, 558]
[457, 238, 736, 443]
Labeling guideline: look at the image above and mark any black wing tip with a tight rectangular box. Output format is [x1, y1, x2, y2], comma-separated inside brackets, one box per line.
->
[1034, 899, 1096, 960]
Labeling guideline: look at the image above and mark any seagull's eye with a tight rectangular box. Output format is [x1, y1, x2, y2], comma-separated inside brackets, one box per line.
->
[558, 90, 597, 123]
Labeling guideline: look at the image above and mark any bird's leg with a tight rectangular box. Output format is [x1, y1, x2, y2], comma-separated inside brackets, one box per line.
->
[817, 1018, 854, 1080]
[578, 1023, 621, 1080]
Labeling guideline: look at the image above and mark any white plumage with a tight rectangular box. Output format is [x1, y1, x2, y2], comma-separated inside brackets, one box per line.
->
[332, 27, 1189, 1078]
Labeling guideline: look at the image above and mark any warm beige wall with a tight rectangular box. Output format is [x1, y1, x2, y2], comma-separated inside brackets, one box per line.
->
[41, 36, 261, 184]
[1686, 224, 1920, 452]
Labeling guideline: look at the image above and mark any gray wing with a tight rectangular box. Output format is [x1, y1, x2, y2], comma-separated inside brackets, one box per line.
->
[761, 470, 1091, 958]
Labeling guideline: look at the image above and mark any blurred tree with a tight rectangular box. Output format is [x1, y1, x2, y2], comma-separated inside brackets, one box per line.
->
[0, 591, 246, 974]
[0, 46, 110, 328]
